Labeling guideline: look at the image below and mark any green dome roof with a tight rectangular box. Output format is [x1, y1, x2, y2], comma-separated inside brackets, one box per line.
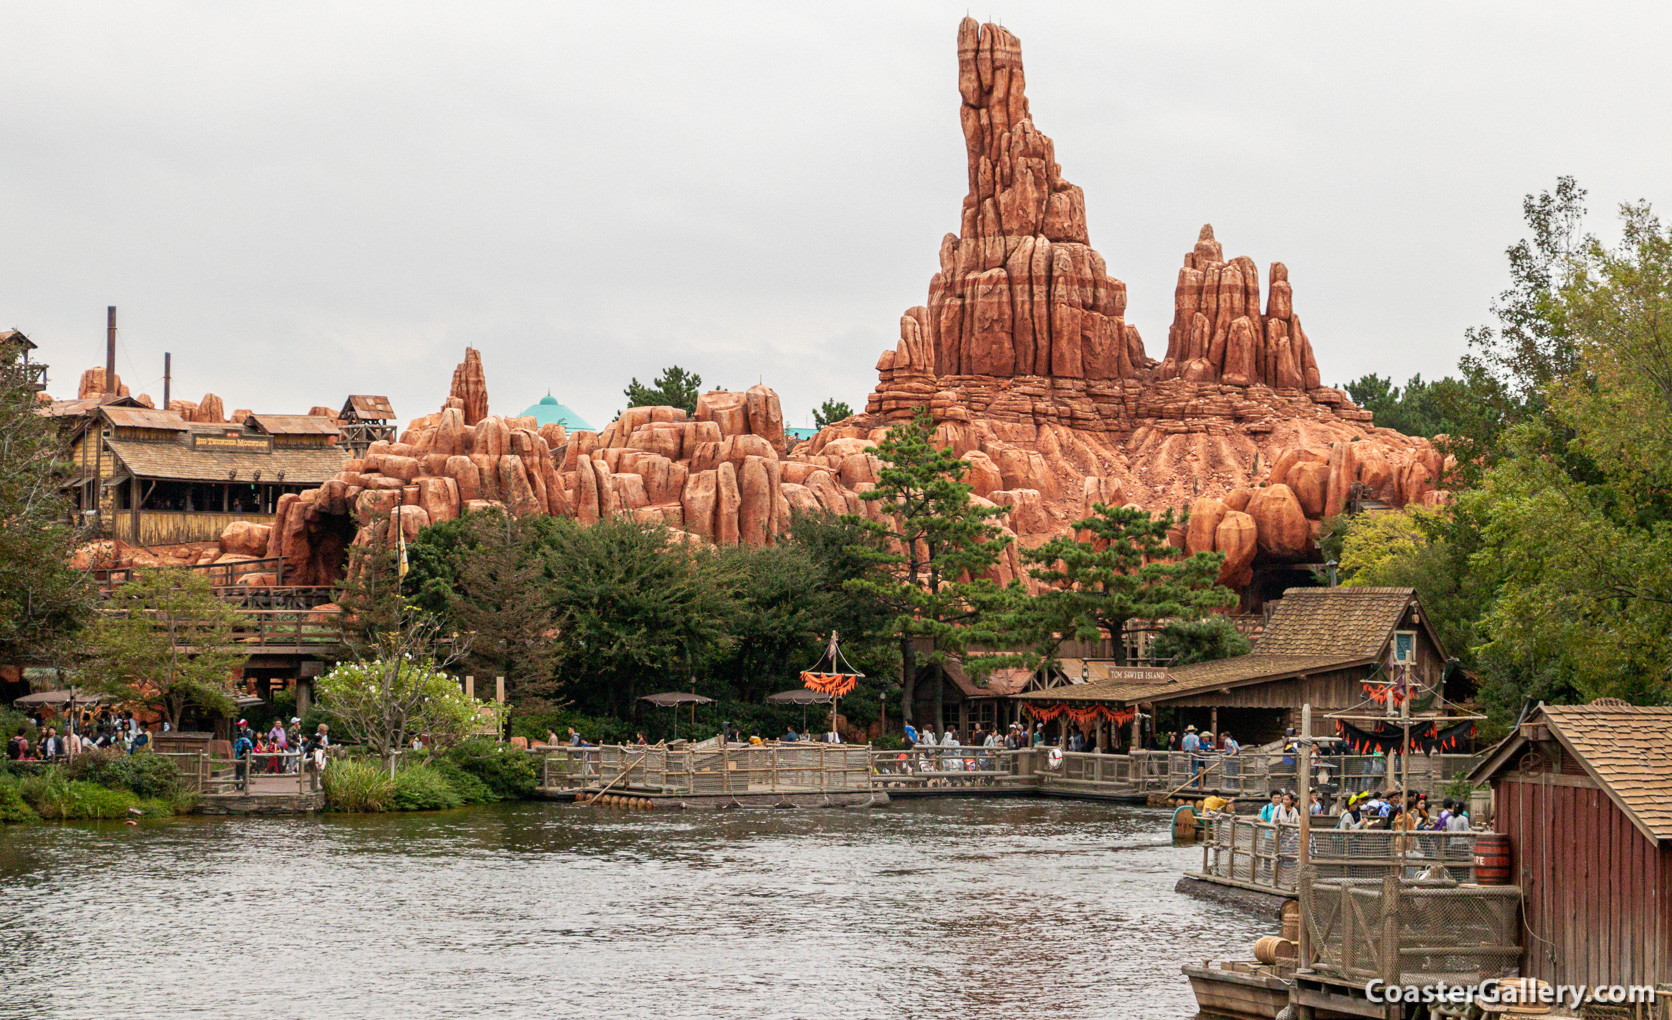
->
[519, 392, 593, 432]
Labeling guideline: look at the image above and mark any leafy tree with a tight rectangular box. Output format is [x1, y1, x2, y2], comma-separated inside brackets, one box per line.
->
[1023, 504, 1233, 666]
[82, 569, 245, 729]
[317, 656, 496, 765]
[844, 409, 1012, 726]
[334, 520, 407, 654]
[812, 399, 853, 429]
[1341, 373, 1477, 439]
[624, 366, 706, 414]
[0, 334, 92, 666]
[1149, 616, 1251, 665]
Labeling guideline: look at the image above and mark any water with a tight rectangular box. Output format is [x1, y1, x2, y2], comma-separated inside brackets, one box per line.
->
[0, 799, 1265, 1019]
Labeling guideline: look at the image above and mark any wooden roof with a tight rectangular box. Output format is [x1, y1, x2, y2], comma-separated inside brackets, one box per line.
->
[938, 660, 1035, 698]
[2, 328, 37, 350]
[246, 413, 340, 436]
[341, 395, 395, 420]
[1015, 652, 1367, 705]
[101, 406, 190, 431]
[103, 434, 347, 484]
[1256, 586, 1423, 658]
[1472, 704, 1672, 845]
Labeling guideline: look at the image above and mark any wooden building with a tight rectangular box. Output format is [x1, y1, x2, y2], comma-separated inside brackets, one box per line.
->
[1469, 703, 1672, 988]
[3, 328, 49, 391]
[1015, 587, 1468, 746]
[337, 394, 396, 456]
[64, 405, 346, 546]
[909, 658, 1041, 736]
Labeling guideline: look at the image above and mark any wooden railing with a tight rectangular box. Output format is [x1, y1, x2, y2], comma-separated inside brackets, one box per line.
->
[1201, 814, 1478, 894]
[102, 607, 343, 651]
[96, 555, 289, 588]
[1301, 875, 1521, 985]
[542, 743, 874, 796]
[867, 745, 1034, 789]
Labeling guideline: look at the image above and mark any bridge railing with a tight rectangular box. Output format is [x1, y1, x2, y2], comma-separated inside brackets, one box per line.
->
[542, 743, 875, 796]
[1201, 813, 1478, 894]
[867, 745, 1033, 789]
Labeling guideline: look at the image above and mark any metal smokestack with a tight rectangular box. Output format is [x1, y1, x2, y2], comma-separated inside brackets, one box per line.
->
[104, 306, 117, 399]
[163, 352, 171, 409]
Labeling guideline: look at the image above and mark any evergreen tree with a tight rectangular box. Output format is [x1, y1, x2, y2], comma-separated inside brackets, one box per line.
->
[812, 399, 853, 429]
[1024, 504, 1232, 666]
[447, 510, 563, 706]
[843, 409, 1012, 727]
[624, 366, 705, 414]
[0, 334, 92, 666]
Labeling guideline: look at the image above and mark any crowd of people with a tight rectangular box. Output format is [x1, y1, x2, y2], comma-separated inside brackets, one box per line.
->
[6, 710, 164, 761]
[230, 718, 329, 781]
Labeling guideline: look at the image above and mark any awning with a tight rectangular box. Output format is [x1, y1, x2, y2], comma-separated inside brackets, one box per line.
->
[102, 472, 133, 490]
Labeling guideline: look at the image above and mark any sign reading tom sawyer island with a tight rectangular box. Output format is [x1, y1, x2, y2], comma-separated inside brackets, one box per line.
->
[192, 434, 271, 452]
[1100, 667, 1169, 684]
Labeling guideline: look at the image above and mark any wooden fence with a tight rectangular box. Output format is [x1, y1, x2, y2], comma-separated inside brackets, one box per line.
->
[542, 743, 873, 795]
[867, 745, 1035, 790]
[1200, 814, 1479, 894]
[1301, 874, 1522, 984]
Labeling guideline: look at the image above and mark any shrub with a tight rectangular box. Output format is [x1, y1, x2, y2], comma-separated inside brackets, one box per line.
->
[0, 774, 36, 822]
[63, 748, 183, 799]
[18, 771, 140, 820]
[322, 759, 395, 812]
[392, 763, 464, 811]
[428, 758, 497, 805]
[442, 738, 536, 800]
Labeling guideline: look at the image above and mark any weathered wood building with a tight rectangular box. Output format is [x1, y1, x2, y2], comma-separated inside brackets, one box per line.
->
[1470, 703, 1672, 988]
[1016, 587, 1468, 745]
[64, 405, 346, 546]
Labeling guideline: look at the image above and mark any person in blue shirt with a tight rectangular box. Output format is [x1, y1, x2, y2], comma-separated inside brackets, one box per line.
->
[1258, 790, 1283, 822]
[903, 722, 919, 746]
[232, 732, 254, 787]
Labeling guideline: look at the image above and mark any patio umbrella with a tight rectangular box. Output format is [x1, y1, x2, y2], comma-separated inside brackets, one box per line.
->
[639, 692, 713, 741]
[767, 688, 831, 734]
[13, 688, 113, 707]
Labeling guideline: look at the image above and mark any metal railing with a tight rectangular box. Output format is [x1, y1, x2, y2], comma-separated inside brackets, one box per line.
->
[1201, 814, 1479, 894]
[1301, 874, 1521, 984]
[542, 743, 874, 796]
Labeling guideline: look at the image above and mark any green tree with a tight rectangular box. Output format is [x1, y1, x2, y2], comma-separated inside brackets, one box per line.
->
[624, 366, 706, 414]
[317, 656, 496, 765]
[0, 334, 92, 666]
[82, 569, 245, 728]
[812, 399, 853, 429]
[1024, 504, 1233, 666]
[443, 510, 563, 706]
[1341, 373, 1477, 439]
[1149, 616, 1251, 665]
[844, 409, 1012, 726]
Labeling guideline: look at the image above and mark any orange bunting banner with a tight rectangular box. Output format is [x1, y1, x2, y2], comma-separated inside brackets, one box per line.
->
[1025, 703, 1134, 728]
[801, 671, 859, 697]
[1363, 682, 1409, 706]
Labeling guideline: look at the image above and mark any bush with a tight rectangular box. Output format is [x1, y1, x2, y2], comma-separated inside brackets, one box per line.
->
[17, 770, 146, 820]
[322, 759, 395, 812]
[392, 763, 464, 811]
[428, 758, 497, 805]
[62, 748, 183, 799]
[441, 739, 536, 800]
[0, 774, 37, 822]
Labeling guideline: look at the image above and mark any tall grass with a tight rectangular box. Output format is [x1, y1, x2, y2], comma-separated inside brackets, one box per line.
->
[322, 759, 396, 812]
[392, 764, 464, 811]
[13, 771, 173, 820]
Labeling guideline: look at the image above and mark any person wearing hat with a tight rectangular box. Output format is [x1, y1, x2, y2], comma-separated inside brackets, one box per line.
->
[1337, 792, 1368, 829]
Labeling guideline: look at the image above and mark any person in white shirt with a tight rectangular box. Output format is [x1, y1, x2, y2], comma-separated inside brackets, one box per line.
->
[940, 727, 962, 771]
[1274, 792, 1302, 826]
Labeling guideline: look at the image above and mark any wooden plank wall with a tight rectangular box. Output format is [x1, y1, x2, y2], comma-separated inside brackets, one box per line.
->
[1498, 777, 1670, 987]
[110, 511, 275, 547]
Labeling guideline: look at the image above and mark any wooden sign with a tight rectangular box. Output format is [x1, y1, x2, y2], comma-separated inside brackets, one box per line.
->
[193, 434, 271, 452]
[1100, 667, 1169, 683]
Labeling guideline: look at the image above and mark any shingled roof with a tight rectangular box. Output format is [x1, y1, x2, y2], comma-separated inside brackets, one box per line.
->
[1472, 705, 1672, 844]
[104, 435, 346, 484]
[1015, 587, 1426, 706]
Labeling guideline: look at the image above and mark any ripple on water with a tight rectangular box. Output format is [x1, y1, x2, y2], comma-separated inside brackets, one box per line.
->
[0, 799, 1263, 1020]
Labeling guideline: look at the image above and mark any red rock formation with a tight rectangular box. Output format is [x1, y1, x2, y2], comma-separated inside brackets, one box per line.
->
[448, 347, 489, 426]
[77, 368, 129, 400]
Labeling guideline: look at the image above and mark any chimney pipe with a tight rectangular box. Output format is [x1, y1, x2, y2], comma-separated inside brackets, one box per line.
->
[163, 352, 171, 409]
[104, 306, 117, 400]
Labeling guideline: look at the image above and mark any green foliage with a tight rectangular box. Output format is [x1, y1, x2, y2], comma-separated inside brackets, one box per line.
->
[62, 748, 183, 799]
[13, 769, 174, 820]
[0, 774, 37, 822]
[812, 399, 853, 429]
[317, 657, 495, 762]
[624, 366, 705, 415]
[1150, 616, 1251, 665]
[844, 409, 1012, 724]
[440, 738, 536, 800]
[1337, 506, 1483, 674]
[0, 334, 93, 666]
[81, 568, 245, 728]
[1341, 373, 1479, 440]
[434, 510, 563, 704]
[426, 758, 497, 805]
[1022, 504, 1234, 666]
[322, 759, 396, 812]
[392, 763, 465, 811]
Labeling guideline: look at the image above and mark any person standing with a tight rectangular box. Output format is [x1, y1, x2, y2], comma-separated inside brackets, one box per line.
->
[1259, 790, 1283, 822]
[1275, 792, 1302, 826]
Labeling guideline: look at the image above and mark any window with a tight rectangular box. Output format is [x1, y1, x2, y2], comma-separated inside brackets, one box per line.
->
[1391, 631, 1417, 665]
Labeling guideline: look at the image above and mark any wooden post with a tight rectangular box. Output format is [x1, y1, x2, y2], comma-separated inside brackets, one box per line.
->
[1297, 703, 1313, 969]
[1338, 880, 1355, 975]
[1210, 706, 1218, 743]
[464, 675, 474, 699]
[1380, 873, 1400, 983]
[495, 677, 504, 703]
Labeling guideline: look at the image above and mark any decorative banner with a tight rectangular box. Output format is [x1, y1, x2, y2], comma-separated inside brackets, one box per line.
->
[801, 671, 859, 697]
[1025, 703, 1134, 728]
[1336, 718, 1477, 753]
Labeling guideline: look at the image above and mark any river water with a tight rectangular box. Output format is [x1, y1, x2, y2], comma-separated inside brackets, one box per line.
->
[0, 799, 1265, 1019]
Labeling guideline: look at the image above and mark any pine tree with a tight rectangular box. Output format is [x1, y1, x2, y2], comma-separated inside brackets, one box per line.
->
[448, 510, 563, 706]
[844, 409, 1012, 728]
[1024, 504, 1233, 666]
[624, 366, 705, 414]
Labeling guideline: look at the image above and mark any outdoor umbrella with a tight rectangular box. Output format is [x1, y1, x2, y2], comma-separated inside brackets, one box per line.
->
[766, 688, 832, 734]
[639, 691, 714, 742]
[12, 688, 113, 707]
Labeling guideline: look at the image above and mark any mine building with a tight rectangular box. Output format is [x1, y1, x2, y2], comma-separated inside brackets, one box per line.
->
[63, 405, 347, 546]
[3, 328, 50, 391]
[336, 394, 396, 456]
[1015, 587, 1473, 747]
[1468, 703, 1672, 988]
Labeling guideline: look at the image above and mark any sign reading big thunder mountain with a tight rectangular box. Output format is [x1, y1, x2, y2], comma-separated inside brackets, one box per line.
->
[265, 19, 1450, 595]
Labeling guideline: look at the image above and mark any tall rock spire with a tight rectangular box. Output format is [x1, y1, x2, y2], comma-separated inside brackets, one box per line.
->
[884, 18, 1145, 387]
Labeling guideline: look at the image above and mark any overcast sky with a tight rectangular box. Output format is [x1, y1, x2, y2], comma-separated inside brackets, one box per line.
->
[5, 3, 1669, 430]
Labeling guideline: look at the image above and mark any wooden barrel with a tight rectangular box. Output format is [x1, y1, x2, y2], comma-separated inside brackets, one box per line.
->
[1252, 936, 1284, 965]
[1281, 911, 1300, 942]
[1473, 832, 1512, 884]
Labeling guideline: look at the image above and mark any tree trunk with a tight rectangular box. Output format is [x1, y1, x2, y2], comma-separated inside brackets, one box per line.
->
[899, 636, 915, 726]
[1111, 617, 1129, 666]
[933, 660, 944, 734]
